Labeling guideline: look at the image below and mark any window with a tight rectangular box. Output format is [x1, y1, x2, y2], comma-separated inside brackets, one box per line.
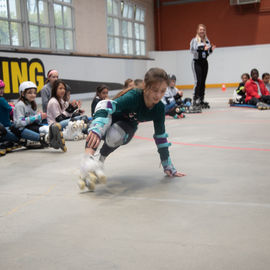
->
[107, 0, 146, 56]
[0, 0, 74, 51]
[0, 0, 23, 46]
[53, 0, 74, 50]
[27, 0, 50, 48]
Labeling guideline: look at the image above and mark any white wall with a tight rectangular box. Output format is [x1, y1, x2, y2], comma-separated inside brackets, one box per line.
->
[2, 43, 270, 94]
[0, 51, 148, 84]
[147, 44, 270, 85]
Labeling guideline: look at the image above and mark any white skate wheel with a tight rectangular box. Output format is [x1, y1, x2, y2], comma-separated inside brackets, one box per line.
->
[98, 175, 107, 184]
[78, 179, 86, 190]
[85, 179, 95, 191]
[89, 172, 98, 184]
[95, 169, 106, 184]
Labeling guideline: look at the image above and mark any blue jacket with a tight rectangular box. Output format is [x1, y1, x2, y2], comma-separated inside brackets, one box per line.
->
[0, 97, 12, 127]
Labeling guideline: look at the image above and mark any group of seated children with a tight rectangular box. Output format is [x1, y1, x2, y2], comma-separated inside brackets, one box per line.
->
[231, 69, 270, 108]
[91, 75, 205, 121]
[90, 78, 144, 116]
[0, 72, 89, 156]
[1, 70, 205, 157]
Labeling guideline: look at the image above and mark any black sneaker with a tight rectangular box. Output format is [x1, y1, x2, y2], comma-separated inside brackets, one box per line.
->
[201, 101, 210, 109]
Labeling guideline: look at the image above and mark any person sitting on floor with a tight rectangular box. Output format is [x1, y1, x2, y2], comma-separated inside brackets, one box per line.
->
[123, 78, 134, 90]
[134, 79, 144, 89]
[91, 85, 109, 116]
[262, 72, 270, 92]
[245, 69, 270, 107]
[47, 80, 86, 127]
[161, 74, 185, 118]
[230, 73, 250, 104]
[40, 69, 59, 113]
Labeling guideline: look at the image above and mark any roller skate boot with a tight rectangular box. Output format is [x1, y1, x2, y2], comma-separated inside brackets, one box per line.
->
[175, 106, 186, 114]
[49, 123, 67, 152]
[78, 154, 106, 191]
[63, 120, 86, 141]
[201, 101, 210, 109]
[3, 141, 15, 153]
[187, 99, 202, 113]
[170, 106, 185, 119]
[257, 102, 269, 110]
[0, 142, 6, 156]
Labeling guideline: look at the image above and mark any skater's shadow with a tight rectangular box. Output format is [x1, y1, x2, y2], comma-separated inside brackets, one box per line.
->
[89, 173, 183, 199]
[94, 174, 154, 197]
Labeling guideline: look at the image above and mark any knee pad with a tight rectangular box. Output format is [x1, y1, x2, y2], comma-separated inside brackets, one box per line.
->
[105, 121, 136, 148]
[105, 123, 127, 148]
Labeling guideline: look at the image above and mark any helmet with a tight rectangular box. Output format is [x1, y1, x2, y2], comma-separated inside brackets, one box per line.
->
[19, 81, 37, 94]
[169, 74, 176, 81]
[0, 80, 5, 88]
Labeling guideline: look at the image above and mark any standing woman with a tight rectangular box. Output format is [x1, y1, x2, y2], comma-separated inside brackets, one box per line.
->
[190, 24, 215, 108]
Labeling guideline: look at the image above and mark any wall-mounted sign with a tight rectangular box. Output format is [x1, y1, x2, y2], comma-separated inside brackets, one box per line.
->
[0, 57, 45, 95]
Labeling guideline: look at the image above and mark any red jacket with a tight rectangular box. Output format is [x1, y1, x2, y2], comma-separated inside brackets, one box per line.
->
[245, 79, 270, 102]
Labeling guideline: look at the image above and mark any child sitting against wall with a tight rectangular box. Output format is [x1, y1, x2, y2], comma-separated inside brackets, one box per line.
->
[13, 81, 67, 151]
[123, 78, 135, 90]
[262, 73, 270, 92]
[40, 69, 59, 113]
[91, 85, 109, 116]
[47, 80, 88, 139]
[161, 74, 185, 118]
[245, 69, 270, 107]
[229, 73, 250, 104]
[134, 79, 144, 89]
[0, 80, 21, 156]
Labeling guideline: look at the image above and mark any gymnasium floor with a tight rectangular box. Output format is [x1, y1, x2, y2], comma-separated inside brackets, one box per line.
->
[1, 88, 270, 270]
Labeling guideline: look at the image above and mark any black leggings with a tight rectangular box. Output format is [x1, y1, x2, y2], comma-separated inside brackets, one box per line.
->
[192, 59, 208, 101]
[248, 96, 270, 106]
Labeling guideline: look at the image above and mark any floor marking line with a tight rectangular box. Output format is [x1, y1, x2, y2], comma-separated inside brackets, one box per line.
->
[4, 185, 56, 217]
[134, 135, 270, 152]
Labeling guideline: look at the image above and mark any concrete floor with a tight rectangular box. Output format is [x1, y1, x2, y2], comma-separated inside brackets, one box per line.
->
[1, 88, 270, 270]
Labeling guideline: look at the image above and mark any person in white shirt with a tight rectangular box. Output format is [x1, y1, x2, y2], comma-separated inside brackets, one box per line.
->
[161, 75, 184, 118]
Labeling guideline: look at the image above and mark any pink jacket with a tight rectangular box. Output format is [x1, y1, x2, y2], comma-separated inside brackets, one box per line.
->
[47, 97, 72, 125]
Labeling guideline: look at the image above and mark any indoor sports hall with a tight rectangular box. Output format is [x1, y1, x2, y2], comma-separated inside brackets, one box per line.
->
[0, 0, 270, 269]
